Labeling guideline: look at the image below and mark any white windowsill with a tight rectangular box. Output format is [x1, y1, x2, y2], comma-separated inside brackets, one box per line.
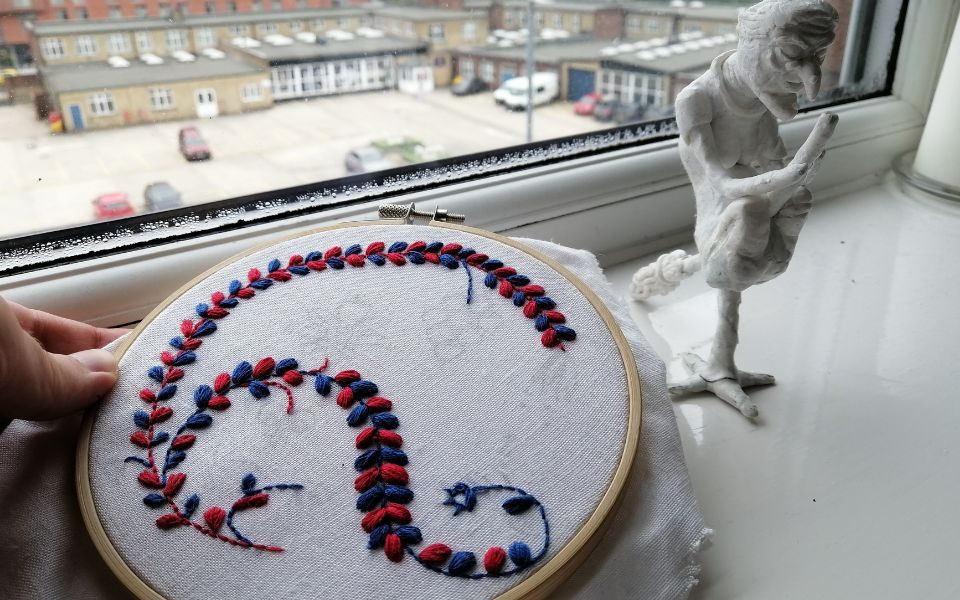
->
[602, 176, 960, 599]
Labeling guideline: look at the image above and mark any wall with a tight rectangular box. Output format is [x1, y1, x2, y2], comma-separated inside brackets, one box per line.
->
[57, 71, 270, 130]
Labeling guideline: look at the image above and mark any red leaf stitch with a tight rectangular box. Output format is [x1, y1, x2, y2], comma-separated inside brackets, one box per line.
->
[130, 431, 150, 447]
[282, 371, 303, 385]
[407, 240, 426, 253]
[354, 468, 380, 492]
[361, 508, 387, 532]
[150, 406, 173, 424]
[267, 271, 292, 282]
[138, 470, 162, 488]
[378, 430, 403, 448]
[156, 514, 183, 530]
[345, 254, 366, 268]
[541, 328, 561, 348]
[384, 533, 403, 562]
[139, 388, 156, 402]
[366, 397, 392, 411]
[213, 372, 231, 393]
[160, 351, 176, 366]
[386, 253, 406, 266]
[384, 503, 411, 524]
[165, 368, 185, 383]
[380, 463, 409, 485]
[253, 357, 275, 379]
[306, 260, 327, 271]
[163, 472, 186, 497]
[208, 396, 231, 410]
[182, 338, 202, 350]
[440, 243, 462, 255]
[247, 268, 261, 283]
[323, 246, 342, 260]
[204, 506, 226, 532]
[423, 252, 440, 265]
[336, 387, 354, 408]
[466, 253, 488, 266]
[334, 370, 361, 385]
[236, 288, 255, 299]
[355, 427, 377, 449]
[211, 291, 225, 305]
[288, 254, 304, 266]
[484, 547, 507, 573]
[492, 267, 517, 278]
[419, 543, 452, 564]
[232, 492, 269, 511]
[170, 434, 196, 450]
[523, 301, 540, 319]
[181, 320, 194, 337]
[518, 284, 545, 297]
[543, 310, 566, 323]
[205, 306, 229, 319]
[365, 242, 385, 255]
[498, 279, 514, 298]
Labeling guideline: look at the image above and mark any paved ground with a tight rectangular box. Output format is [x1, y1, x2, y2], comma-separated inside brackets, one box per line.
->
[0, 90, 606, 239]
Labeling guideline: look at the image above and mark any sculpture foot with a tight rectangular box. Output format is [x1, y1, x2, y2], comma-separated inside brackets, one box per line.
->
[668, 352, 775, 419]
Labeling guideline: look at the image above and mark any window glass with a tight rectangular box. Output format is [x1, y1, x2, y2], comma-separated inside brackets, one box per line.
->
[0, 0, 908, 261]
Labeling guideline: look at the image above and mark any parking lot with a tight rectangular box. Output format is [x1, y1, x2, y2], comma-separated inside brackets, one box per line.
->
[0, 89, 605, 239]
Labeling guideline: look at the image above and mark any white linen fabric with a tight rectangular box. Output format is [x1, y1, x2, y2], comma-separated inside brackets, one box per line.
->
[0, 233, 707, 600]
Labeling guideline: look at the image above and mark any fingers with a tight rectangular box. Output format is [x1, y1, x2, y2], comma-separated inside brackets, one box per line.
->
[0, 299, 119, 420]
[8, 300, 130, 355]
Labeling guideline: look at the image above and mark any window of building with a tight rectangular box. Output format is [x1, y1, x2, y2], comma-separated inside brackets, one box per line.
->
[312, 19, 325, 31]
[480, 60, 494, 82]
[290, 21, 304, 33]
[195, 28, 215, 48]
[646, 20, 661, 33]
[227, 1, 237, 12]
[241, 82, 263, 102]
[165, 29, 187, 51]
[296, 0, 306, 8]
[12, 0, 30, 7]
[108, 33, 131, 54]
[429, 23, 444, 41]
[683, 23, 702, 34]
[535, 12, 544, 28]
[109, 7, 122, 18]
[149, 88, 174, 111]
[75, 7, 88, 19]
[135, 31, 153, 52]
[571, 14, 581, 33]
[504, 11, 515, 28]
[135, 6, 147, 17]
[159, 3, 172, 17]
[228, 24, 250, 36]
[205, 2, 216, 14]
[251, 0, 261, 11]
[40, 38, 65, 59]
[552, 13, 562, 29]
[257, 23, 279, 35]
[463, 22, 476, 42]
[75, 36, 97, 56]
[49, 0, 63, 5]
[627, 15, 641, 34]
[459, 58, 474, 79]
[87, 92, 116, 116]
[54, 8, 68, 19]
[404, 22, 414, 36]
[337, 18, 349, 28]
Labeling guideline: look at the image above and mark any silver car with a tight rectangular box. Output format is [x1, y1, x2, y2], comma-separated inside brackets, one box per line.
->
[344, 146, 393, 174]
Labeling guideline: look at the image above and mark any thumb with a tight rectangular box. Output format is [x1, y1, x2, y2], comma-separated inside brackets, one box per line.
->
[4, 342, 118, 420]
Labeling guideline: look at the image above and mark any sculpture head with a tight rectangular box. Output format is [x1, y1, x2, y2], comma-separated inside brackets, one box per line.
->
[735, 0, 839, 120]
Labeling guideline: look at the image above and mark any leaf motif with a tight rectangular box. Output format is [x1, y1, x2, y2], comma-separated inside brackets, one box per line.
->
[164, 451, 186, 471]
[133, 410, 150, 429]
[448, 551, 477, 575]
[501, 494, 538, 515]
[163, 472, 187, 497]
[142, 493, 166, 508]
[185, 413, 213, 429]
[183, 494, 200, 519]
[232, 361, 252, 384]
[241, 473, 257, 492]
[508, 541, 532, 567]
[204, 506, 226, 532]
[155, 514, 182, 530]
[247, 380, 270, 399]
[193, 385, 213, 408]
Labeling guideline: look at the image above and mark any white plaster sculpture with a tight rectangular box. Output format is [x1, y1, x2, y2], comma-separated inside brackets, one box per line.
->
[630, 0, 840, 419]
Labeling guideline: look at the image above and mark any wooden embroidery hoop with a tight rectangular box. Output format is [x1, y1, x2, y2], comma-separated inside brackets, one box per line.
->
[76, 219, 643, 600]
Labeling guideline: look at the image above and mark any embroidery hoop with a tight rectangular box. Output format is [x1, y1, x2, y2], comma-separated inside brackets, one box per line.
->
[76, 219, 642, 600]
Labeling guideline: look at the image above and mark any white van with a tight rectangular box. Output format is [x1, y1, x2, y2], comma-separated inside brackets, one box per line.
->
[497, 73, 559, 110]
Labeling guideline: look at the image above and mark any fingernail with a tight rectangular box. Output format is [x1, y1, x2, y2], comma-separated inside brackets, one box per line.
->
[73, 348, 117, 373]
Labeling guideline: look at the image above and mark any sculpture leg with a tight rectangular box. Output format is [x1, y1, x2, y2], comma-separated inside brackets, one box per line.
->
[668, 289, 775, 419]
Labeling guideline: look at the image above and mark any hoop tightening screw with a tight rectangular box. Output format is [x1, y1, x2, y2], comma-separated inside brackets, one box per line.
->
[378, 203, 466, 224]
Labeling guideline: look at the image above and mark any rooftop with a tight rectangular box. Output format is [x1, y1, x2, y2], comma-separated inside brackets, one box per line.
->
[42, 55, 263, 93]
[455, 38, 616, 64]
[499, 1, 620, 13]
[236, 36, 427, 65]
[624, 2, 741, 21]
[31, 8, 368, 36]
[602, 40, 737, 73]
[371, 6, 488, 21]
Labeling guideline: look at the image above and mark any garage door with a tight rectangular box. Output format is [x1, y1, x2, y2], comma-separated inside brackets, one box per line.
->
[567, 68, 596, 101]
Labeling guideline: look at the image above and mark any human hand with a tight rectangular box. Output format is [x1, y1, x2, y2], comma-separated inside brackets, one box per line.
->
[0, 297, 129, 421]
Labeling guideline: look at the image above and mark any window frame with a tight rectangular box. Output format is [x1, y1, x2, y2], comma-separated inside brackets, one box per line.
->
[40, 37, 66, 58]
[87, 91, 116, 117]
[75, 35, 98, 56]
[108, 32, 131, 54]
[240, 82, 263, 103]
[0, 0, 951, 325]
[148, 87, 175, 111]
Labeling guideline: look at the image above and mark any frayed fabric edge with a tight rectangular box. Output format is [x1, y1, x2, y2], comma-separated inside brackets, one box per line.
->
[681, 527, 714, 599]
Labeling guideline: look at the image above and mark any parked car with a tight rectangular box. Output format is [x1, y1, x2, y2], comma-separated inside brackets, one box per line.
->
[451, 77, 488, 96]
[493, 78, 524, 104]
[593, 99, 620, 122]
[502, 73, 560, 111]
[573, 92, 602, 116]
[345, 146, 393, 174]
[613, 101, 647, 125]
[92, 192, 135, 220]
[144, 181, 183, 212]
[178, 126, 212, 161]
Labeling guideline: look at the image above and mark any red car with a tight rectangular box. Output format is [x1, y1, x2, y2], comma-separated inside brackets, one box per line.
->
[573, 92, 602, 116]
[93, 192, 136, 220]
[178, 126, 212, 161]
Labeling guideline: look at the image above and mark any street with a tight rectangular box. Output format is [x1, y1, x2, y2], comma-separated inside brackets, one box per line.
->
[0, 90, 604, 238]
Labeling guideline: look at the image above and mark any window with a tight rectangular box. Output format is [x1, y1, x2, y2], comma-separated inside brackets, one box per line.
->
[463, 22, 476, 42]
[108, 33, 131, 54]
[75, 35, 97, 56]
[54, 9, 68, 19]
[627, 16, 641, 34]
[290, 21, 304, 33]
[88, 92, 116, 116]
[251, 0, 261, 11]
[571, 14, 580, 33]
[429, 23, 444, 41]
[159, 3, 171, 17]
[227, 1, 236, 12]
[505, 11, 516, 28]
[257, 23, 279, 35]
[40, 38, 65, 59]
[135, 31, 153, 52]
[683, 23, 702, 34]
[459, 58, 474, 79]
[404, 22, 414, 36]
[195, 28, 215, 48]
[337, 18, 349, 28]
[13, 0, 30, 7]
[229, 24, 250, 36]
[240, 82, 262, 102]
[552, 14, 562, 29]
[49, 0, 63, 4]
[109, 7, 122, 18]
[0, 0, 918, 282]
[312, 19, 325, 31]
[205, 2, 216, 14]
[296, 0, 306, 7]
[535, 12, 544, 28]
[165, 29, 187, 51]
[646, 20, 661, 33]
[75, 7, 88, 19]
[135, 6, 147, 17]
[149, 87, 174, 110]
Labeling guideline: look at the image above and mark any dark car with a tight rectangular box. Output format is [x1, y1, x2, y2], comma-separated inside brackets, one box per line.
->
[451, 77, 489, 96]
[144, 181, 183, 212]
[593, 99, 619, 122]
[178, 126, 212, 161]
[613, 101, 647, 125]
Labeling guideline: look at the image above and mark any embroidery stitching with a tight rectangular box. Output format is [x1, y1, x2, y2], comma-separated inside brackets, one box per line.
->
[125, 239, 566, 577]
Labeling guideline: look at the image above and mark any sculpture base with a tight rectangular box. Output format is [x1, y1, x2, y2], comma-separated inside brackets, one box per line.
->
[668, 352, 775, 419]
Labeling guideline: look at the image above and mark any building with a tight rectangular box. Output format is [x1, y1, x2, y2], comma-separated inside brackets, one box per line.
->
[371, 6, 489, 87]
[492, 1, 624, 40]
[232, 34, 428, 100]
[42, 53, 272, 130]
[599, 35, 737, 107]
[623, 3, 740, 41]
